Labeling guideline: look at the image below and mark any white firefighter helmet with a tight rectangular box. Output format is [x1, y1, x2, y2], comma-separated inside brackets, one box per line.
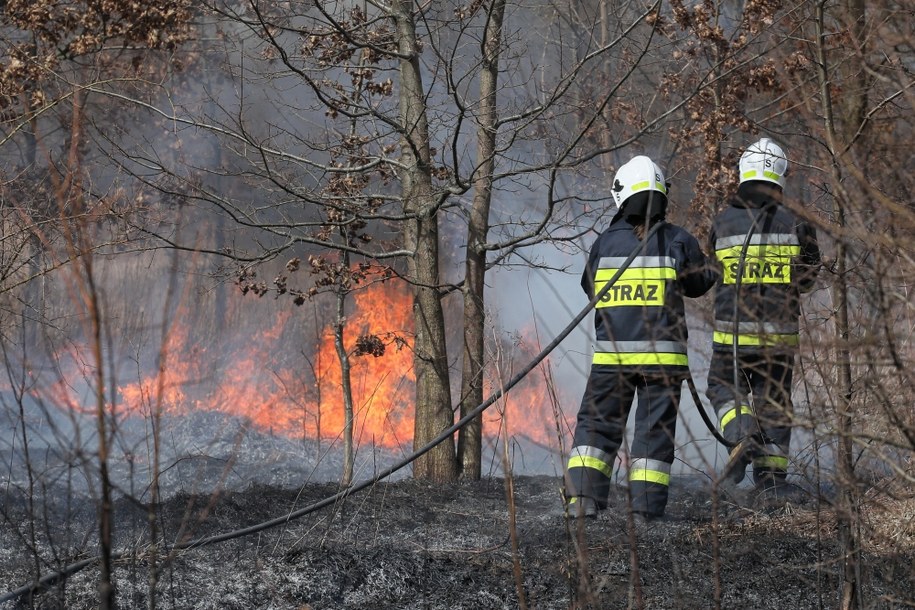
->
[611, 155, 668, 219]
[739, 138, 787, 187]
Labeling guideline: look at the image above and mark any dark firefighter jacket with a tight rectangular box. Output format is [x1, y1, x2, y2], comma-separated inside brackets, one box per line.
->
[709, 182, 821, 352]
[582, 217, 717, 375]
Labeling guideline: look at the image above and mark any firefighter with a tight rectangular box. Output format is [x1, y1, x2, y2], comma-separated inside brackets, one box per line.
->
[706, 138, 821, 490]
[564, 155, 717, 520]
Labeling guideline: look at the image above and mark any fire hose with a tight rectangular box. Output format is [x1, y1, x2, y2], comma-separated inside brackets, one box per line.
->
[1, 219, 732, 605]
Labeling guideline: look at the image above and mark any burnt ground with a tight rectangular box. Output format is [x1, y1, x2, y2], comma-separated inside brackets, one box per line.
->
[2, 473, 915, 609]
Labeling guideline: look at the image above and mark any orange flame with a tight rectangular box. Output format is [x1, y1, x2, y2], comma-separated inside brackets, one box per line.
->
[18, 279, 572, 454]
[307, 281, 415, 447]
[110, 280, 416, 448]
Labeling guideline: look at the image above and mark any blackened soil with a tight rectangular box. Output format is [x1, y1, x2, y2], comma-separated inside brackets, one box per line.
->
[2, 475, 914, 609]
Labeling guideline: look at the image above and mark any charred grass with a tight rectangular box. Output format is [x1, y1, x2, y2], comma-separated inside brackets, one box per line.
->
[2, 475, 914, 609]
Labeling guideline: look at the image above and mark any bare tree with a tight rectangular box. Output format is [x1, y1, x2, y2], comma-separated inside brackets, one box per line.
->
[804, 1, 913, 606]
[0, 2, 193, 607]
[456, 0, 506, 480]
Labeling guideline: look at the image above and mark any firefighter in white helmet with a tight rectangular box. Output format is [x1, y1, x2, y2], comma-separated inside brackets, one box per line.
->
[564, 155, 717, 520]
[706, 138, 821, 491]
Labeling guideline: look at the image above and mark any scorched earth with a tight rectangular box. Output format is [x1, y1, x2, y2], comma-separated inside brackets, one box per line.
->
[2, 464, 914, 609]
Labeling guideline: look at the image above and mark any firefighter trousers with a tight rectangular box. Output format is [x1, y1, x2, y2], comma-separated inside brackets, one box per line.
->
[565, 367, 681, 518]
[706, 350, 794, 486]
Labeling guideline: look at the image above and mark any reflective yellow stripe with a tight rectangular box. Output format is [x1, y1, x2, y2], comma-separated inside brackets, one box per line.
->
[594, 280, 665, 307]
[720, 405, 753, 430]
[592, 352, 689, 366]
[567, 455, 614, 478]
[741, 169, 782, 182]
[721, 258, 793, 284]
[629, 468, 670, 486]
[594, 267, 673, 308]
[716, 245, 800, 285]
[594, 268, 676, 281]
[713, 331, 799, 347]
[753, 456, 789, 470]
[716, 244, 801, 259]
[630, 180, 667, 194]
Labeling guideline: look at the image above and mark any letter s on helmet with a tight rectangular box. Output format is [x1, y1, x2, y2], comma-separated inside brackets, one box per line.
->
[739, 138, 787, 187]
[611, 155, 668, 218]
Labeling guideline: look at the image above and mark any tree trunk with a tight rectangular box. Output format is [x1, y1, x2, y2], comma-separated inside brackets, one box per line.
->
[836, 3, 866, 608]
[393, 0, 457, 482]
[457, 0, 505, 481]
[55, 89, 117, 609]
[814, 1, 867, 606]
[88, 270, 116, 610]
[334, 262, 355, 486]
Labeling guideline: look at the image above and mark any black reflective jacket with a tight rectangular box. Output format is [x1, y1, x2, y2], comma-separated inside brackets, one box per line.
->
[709, 182, 821, 352]
[582, 217, 717, 374]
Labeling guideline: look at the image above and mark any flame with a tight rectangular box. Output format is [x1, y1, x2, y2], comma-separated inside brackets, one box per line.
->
[16, 279, 572, 454]
[109, 280, 417, 448]
[480, 338, 571, 449]
[307, 282, 416, 447]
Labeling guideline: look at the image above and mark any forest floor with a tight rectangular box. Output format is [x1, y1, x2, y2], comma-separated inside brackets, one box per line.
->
[2, 471, 915, 609]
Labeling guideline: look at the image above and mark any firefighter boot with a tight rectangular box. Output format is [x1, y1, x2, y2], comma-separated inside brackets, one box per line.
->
[566, 496, 598, 519]
[719, 436, 763, 486]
